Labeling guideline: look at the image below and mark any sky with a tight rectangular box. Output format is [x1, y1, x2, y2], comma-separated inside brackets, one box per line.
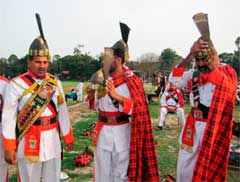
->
[0, 0, 239, 60]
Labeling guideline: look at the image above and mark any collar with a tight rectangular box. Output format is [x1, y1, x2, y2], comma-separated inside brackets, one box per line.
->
[110, 70, 125, 79]
[28, 70, 47, 80]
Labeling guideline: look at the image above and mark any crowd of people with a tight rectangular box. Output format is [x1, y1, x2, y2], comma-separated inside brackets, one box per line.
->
[0, 13, 238, 182]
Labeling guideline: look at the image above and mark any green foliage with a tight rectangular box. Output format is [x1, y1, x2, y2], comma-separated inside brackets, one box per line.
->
[0, 54, 28, 78]
[52, 54, 102, 80]
[219, 52, 240, 77]
[159, 48, 182, 72]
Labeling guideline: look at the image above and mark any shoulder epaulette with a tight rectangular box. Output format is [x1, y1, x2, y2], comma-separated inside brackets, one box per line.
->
[12, 72, 28, 80]
[11, 79, 27, 90]
[0, 76, 9, 82]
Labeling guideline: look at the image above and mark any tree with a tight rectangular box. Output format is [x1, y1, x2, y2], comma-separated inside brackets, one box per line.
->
[219, 52, 239, 78]
[235, 36, 240, 51]
[219, 52, 234, 64]
[159, 48, 182, 72]
[0, 57, 8, 75]
[73, 44, 84, 56]
[132, 53, 159, 81]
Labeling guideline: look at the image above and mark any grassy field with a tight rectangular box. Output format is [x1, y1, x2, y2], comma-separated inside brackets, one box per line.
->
[8, 81, 240, 181]
[59, 81, 240, 182]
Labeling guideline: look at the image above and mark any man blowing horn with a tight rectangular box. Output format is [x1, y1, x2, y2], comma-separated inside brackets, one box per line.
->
[169, 13, 237, 182]
[86, 22, 160, 182]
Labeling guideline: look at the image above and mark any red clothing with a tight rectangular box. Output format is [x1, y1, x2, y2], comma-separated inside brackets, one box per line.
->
[192, 66, 237, 181]
[111, 67, 160, 182]
[165, 87, 184, 108]
[173, 64, 237, 181]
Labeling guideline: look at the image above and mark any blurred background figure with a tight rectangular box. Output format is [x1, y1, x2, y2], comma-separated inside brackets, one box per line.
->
[158, 82, 185, 130]
[65, 88, 77, 102]
[77, 79, 84, 102]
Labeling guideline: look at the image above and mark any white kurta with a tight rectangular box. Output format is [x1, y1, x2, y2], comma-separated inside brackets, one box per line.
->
[94, 81, 133, 182]
[159, 90, 185, 126]
[2, 73, 73, 182]
[169, 69, 215, 182]
[77, 82, 83, 101]
[0, 78, 8, 181]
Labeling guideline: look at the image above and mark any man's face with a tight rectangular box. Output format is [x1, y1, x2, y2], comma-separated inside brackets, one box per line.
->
[28, 56, 49, 78]
[195, 51, 211, 73]
[195, 59, 210, 73]
[109, 56, 117, 73]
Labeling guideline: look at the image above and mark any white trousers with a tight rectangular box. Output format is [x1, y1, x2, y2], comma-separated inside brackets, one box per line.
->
[158, 107, 185, 127]
[77, 92, 83, 101]
[0, 135, 8, 182]
[176, 121, 206, 182]
[94, 145, 129, 182]
[18, 156, 61, 182]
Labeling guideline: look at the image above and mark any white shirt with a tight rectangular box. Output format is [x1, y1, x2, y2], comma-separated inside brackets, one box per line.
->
[77, 82, 83, 94]
[169, 68, 215, 108]
[97, 82, 133, 152]
[2, 74, 72, 161]
[0, 78, 8, 130]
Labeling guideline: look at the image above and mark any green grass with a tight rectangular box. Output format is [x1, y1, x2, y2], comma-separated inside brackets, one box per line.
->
[8, 82, 240, 181]
[61, 80, 80, 90]
[60, 82, 240, 181]
[10, 81, 239, 181]
[61, 98, 240, 181]
[61, 110, 97, 182]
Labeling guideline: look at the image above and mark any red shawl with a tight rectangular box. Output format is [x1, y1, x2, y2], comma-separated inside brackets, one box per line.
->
[111, 67, 160, 182]
[192, 65, 237, 181]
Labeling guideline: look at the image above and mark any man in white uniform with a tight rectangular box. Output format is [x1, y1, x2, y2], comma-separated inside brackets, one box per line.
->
[87, 22, 159, 182]
[169, 37, 237, 181]
[77, 79, 83, 102]
[158, 82, 185, 130]
[0, 76, 9, 182]
[2, 14, 74, 182]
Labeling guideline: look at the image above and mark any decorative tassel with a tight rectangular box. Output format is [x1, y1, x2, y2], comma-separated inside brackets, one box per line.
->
[58, 94, 64, 105]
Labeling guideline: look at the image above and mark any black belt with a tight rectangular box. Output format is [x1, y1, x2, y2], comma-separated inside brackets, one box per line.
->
[34, 117, 57, 126]
[192, 103, 209, 119]
[98, 114, 130, 123]
[198, 103, 209, 119]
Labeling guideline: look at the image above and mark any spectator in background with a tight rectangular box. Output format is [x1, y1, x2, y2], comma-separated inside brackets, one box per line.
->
[65, 89, 77, 102]
[157, 82, 185, 130]
[77, 79, 84, 102]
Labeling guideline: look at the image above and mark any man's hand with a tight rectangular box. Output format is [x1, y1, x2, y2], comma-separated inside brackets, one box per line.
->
[105, 80, 123, 104]
[66, 142, 74, 152]
[208, 47, 220, 71]
[178, 37, 209, 68]
[190, 38, 210, 56]
[167, 106, 176, 112]
[5, 150, 17, 165]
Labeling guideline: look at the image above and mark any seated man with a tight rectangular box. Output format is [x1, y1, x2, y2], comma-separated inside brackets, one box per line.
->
[65, 89, 77, 101]
[158, 82, 185, 130]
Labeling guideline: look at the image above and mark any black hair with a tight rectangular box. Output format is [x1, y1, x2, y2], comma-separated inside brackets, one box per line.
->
[113, 48, 125, 63]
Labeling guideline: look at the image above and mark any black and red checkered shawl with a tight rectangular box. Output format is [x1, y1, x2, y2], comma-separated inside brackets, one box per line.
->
[111, 66, 160, 182]
[192, 65, 237, 181]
